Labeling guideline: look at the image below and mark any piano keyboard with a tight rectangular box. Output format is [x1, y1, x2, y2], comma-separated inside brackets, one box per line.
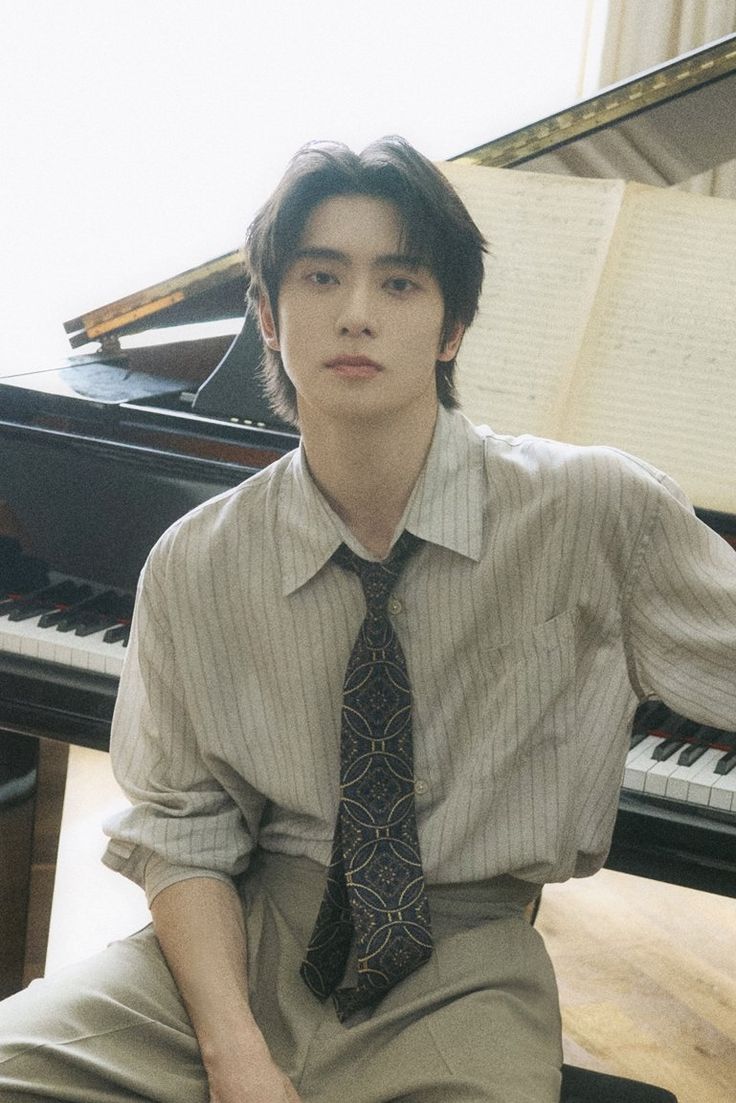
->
[0, 573, 132, 678]
[2, 561, 734, 823]
[624, 699, 736, 816]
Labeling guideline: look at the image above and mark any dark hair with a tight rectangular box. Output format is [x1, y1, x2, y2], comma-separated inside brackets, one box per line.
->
[244, 135, 487, 427]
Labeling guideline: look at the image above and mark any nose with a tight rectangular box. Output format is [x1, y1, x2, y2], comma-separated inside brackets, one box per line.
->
[336, 282, 376, 338]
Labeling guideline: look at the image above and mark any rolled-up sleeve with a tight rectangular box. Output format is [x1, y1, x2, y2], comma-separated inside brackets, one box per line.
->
[102, 546, 265, 905]
[624, 471, 736, 730]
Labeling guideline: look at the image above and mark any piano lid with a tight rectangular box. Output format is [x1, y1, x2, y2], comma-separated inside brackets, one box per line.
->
[63, 251, 246, 350]
[61, 34, 736, 352]
[452, 32, 736, 185]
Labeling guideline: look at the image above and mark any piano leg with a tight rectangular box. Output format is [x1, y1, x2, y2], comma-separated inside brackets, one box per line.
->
[0, 733, 36, 997]
[0, 733, 69, 996]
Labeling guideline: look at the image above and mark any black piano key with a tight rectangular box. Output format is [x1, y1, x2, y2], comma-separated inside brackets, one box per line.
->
[676, 742, 709, 767]
[55, 617, 85, 634]
[56, 616, 112, 635]
[74, 614, 119, 637]
[715, 749, 736, 776]
[38, 604, 76, 628]
[652, 738, 685, 762]
[630, 701, 668, 749]
[7, 580, 79, 608]
[649, 715, 701, 759]
[0, 582, 57, 617]
[54, 590, 128, 635]
[7, 584, 92, 621]
[7, 602, 52, 622]
[103, 623, 130, 645]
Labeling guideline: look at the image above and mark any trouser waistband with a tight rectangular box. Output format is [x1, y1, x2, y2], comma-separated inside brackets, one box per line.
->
[243, 848, 541, 927]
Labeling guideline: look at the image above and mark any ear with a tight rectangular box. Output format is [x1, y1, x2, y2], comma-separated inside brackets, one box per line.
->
[437, 322, 465, 363]
[258, 296, 280, 351]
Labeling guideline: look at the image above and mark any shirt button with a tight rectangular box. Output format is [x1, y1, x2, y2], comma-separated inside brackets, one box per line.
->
[414, 779, 428, 796]
[388, 597, 403, 615]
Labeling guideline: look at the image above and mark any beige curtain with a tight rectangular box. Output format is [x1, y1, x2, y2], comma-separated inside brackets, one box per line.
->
[598, 0, 736, 195]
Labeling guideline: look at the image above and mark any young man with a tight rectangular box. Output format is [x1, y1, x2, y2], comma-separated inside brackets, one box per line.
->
[0, 137, 734, 1103]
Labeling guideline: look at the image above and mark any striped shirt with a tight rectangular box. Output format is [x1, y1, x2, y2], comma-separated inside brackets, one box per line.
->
[102, 406, 736, 904]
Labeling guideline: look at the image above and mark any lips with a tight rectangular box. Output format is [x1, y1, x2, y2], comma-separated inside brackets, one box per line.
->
[325, 355, 383, 378]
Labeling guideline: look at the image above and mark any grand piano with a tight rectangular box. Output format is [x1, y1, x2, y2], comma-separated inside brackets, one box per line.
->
[2, 34, 735, 996]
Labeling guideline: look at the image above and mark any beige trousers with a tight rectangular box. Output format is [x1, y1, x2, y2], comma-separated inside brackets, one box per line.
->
[0, 851, 563, 1102]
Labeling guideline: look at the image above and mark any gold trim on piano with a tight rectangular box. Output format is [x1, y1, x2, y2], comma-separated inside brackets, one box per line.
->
[64, 251, 245, 347]
[453, 34, 736, 169]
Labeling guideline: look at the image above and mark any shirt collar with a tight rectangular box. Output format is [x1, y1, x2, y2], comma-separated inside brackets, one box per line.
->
[276, 405, 485, 596]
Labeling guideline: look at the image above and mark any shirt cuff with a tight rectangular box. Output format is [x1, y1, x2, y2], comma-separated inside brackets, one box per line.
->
[101, 840, 241, 907]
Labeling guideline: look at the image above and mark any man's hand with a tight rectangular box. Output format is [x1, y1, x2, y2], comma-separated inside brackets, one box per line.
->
[206, 1036, 303, 1102]
[208, 1067, 302, 1103]
[150, 878, 303, 1103]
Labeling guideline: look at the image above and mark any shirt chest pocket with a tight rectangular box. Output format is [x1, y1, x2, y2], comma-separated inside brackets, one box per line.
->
[467, 609, 577, 786]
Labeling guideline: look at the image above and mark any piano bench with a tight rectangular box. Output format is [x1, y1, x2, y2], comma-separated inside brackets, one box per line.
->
[560, 1064, 677, 1101]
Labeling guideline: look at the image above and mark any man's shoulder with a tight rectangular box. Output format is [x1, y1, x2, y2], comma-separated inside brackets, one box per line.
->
[476, 423, 672, 491]
[470, 423, 693, 538]
[147, 447, 297, 571]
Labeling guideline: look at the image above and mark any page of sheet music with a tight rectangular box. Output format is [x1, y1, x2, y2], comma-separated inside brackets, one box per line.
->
[562, 184, 736, 512]
[440, 162, 625, 437]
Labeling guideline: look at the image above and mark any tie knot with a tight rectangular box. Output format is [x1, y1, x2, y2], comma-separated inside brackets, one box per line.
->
[333, 531, 422, 613]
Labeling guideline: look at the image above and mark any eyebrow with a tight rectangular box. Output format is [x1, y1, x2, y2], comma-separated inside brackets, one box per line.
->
[292, 247, 424, 270]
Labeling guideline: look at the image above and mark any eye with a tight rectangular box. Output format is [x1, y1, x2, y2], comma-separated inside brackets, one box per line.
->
[385, 276, 418, 294]
[307, 270, 338, 286]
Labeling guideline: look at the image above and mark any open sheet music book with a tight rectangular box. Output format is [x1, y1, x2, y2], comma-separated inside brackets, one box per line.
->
[441, 162, 736, 513]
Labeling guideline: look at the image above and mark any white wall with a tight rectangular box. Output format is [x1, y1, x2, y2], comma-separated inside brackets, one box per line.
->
[0, 0, 605, 376]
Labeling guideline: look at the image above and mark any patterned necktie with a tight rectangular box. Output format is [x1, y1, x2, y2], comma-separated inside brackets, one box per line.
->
[300, 531, 433, 1021]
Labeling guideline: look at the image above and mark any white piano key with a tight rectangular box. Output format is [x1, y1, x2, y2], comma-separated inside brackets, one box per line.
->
[623, 735, 663, 792]
[643, 754, 682, 797]
[0, 613, 125, 677]
[0, 623, 22, 654]
[664, 748, 724, 805]
[104, 647, 126, 676]
[711, 769, 736, 813]
[688, 751, 732, 807]
[87, 646, 109, 674]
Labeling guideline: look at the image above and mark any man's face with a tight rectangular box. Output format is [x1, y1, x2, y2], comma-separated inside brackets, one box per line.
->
[259, 194, 463, 427]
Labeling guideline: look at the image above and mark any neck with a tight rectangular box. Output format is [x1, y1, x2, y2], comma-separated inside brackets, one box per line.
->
[300, 401, 439, 559]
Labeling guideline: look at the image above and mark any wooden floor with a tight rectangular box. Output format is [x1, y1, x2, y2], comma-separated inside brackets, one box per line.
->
[538, 869, 736, 1101]
[35, 747, 736, 1102]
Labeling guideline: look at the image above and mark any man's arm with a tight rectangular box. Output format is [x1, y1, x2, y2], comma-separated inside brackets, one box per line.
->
[624, 470, 736, 727]
[151, 877, 301, 1103]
